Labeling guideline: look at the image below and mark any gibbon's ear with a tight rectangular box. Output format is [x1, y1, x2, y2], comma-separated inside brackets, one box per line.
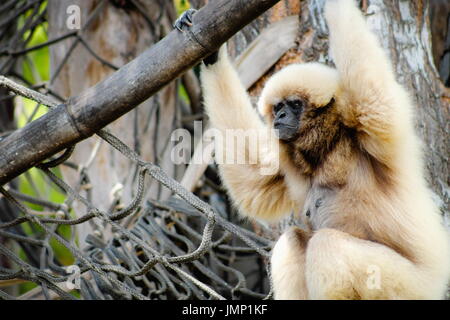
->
[257, 63, 339, 118]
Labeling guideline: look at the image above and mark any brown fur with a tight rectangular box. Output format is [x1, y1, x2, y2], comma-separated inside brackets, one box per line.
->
[276, 101, 416, 261]
[281, 99, 348, 177]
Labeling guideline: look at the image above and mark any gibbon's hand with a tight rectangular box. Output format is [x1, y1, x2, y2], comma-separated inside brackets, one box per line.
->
[203, 51, 219, 66]
[173, 8, 220, 66]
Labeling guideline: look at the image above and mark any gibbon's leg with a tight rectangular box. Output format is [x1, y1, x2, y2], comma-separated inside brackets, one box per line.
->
[271, 227, 310, 299]
[324, 0, 412, 163]
[305, 228, 433, 299]
[200, 47, 297, 220]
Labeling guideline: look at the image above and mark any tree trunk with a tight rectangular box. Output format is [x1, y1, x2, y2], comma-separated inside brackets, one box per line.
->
[429, 0, 450, 86]
[47, 0, 181, 246]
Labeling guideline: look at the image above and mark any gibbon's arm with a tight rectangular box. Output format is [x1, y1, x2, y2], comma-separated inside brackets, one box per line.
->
[201, 47, 295, 221]
[325, 0, 411, 163]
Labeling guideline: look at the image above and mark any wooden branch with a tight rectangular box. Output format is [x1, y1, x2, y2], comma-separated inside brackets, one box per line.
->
[0, 0, 281, 185]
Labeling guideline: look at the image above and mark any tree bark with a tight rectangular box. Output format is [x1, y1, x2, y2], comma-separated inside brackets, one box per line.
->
[46, 0, 180, 245]
[429, 0, 450, 86]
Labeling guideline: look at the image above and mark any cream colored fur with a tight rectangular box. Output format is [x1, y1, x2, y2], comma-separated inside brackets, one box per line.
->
[258, 63, 339, 117]
[200, 0, 450, 300]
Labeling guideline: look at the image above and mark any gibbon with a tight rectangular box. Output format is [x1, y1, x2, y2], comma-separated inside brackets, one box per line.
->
[176, 0, 450, 299]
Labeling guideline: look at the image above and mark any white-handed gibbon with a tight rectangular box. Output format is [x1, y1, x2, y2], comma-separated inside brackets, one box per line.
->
[176, 0, 450, 299]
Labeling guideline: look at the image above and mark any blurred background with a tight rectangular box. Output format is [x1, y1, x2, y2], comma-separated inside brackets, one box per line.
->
[0, 0, 448, 299]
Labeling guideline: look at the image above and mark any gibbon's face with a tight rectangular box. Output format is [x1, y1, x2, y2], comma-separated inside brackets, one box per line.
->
[272, 98, 305, 142]
[258, 63, 342, 172]
[269, 93, 343, 174]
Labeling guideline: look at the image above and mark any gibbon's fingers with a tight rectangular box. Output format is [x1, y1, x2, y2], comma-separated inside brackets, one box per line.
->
[173, 8, 198, 32]
[204, 51, 219, 66]
[203, 45, 228, 68]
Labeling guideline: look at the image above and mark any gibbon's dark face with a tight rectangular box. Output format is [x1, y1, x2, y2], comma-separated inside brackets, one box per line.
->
[270, 96, 343, 175]
[272, 98, 304, 141]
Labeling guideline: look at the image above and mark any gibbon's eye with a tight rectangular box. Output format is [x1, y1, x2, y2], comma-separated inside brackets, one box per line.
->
[289, 99, 304, 114]
[273, 103, 284, 115]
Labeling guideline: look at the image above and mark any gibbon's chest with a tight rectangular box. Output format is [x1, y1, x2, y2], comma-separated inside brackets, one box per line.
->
[300, 184, 338, 231]
[296, 154, 390, 236]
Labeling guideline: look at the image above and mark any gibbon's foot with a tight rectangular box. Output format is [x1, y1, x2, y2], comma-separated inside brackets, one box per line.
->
[173, 8, 197, 32]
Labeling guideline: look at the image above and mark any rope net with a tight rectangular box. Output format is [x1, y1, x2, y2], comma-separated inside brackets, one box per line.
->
[0, 0, 274, 300]
[0, 127, 274, 300]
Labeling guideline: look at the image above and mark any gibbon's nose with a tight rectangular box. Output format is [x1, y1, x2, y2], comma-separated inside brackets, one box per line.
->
[275, 107, 297, 128]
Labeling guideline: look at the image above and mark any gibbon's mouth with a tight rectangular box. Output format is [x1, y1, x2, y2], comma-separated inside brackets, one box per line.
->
[274, 124, 297, 129]
[274, 123, 299, 142]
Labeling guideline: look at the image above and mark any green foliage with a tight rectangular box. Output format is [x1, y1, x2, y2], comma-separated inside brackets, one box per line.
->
[173, 1, 192, 107]
[178, 83, 189, 104]
[20, 1, 49, 84]
[22, 24, 50, 83]
[174, 0, 190, 15]
[18, 167, 65, 211]
[18, 2, 50, 127]
[13, 2, 77, 293]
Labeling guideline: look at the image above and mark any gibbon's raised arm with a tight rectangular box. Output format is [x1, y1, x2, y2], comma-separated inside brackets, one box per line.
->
[201, 47, 264, 133]
[325, 0, 411, 164]
[201, 47, 295, 221]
